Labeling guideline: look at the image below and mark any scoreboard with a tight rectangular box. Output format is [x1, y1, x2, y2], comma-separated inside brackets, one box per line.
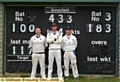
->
[6, 6, 116, 74]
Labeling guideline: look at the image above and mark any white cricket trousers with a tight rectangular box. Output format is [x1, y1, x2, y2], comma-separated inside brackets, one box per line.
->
[64, 51, 79, 78]
[48, 49, 63, 78]
[31, 53, 46, 78]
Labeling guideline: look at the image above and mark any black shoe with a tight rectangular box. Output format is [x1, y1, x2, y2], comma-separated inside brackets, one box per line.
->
[64, 76, 69, 80]
[74, 77, 79, 81]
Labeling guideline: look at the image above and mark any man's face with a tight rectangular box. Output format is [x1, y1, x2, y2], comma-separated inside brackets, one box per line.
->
[66, 29, 71, 35]
[35, 28, 41, 35]
[51, 25, 57, 31]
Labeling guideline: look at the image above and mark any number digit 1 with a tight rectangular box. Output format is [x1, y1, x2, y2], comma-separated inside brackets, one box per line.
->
[21, 46, 24, 55]
[12, 23, 15, 32]
[13, 46, 16, 55]
[87, 24, 93, 33]
[88, 24, 92, 32]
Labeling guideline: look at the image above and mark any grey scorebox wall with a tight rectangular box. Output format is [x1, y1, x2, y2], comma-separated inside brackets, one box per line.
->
[0, 3, 3, 73]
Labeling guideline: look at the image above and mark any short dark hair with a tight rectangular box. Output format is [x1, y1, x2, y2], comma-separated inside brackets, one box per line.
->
[35, 27, 41, 30]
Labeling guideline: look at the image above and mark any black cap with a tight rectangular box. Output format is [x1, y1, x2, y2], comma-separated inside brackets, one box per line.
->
[52, 23, 57, 26]
[66, 27, 71, 30]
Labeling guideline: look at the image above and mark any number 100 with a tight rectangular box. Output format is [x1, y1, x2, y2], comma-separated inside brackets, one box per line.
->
[12, 23, 35, 33]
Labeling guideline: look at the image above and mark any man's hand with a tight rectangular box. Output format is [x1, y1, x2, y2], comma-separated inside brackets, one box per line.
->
[44, 46, 47, 49]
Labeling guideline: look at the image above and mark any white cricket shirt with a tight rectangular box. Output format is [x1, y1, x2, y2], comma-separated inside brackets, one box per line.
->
[29, 34, 48, 52]
[62, 34, 77, 51]
[47, 31, 62, 49]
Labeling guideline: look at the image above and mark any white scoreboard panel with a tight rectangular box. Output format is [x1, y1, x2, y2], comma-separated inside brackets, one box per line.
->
[6, 6, 116, 74]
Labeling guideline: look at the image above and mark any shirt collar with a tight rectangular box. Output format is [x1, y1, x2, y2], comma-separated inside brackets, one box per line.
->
[52, 31, 58, 34]
[65, 34, 72, 37]
[35, 34, 41, 38]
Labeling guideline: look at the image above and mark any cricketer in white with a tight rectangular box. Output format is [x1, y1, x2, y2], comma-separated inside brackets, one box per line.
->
[62, 27, 79, 81]
[47, 23, 63, 79]
[29, 27, 48, 78]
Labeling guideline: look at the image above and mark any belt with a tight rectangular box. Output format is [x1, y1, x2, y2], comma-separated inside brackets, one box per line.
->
[49, 48, 60, 50]
[33, 52, 45, 54]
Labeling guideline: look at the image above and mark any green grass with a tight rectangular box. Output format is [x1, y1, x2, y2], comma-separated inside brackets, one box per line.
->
[65, 76, 120, 82]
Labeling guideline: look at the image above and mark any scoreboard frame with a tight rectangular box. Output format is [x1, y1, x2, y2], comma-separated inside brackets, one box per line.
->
[0, 0, 120, 2]
[3, 4, 119, 76]
[115, 5, 119, 77]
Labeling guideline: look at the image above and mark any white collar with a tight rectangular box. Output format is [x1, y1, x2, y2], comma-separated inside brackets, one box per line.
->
[35, 34, 41, 38]
[65, 34, 72, 37]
